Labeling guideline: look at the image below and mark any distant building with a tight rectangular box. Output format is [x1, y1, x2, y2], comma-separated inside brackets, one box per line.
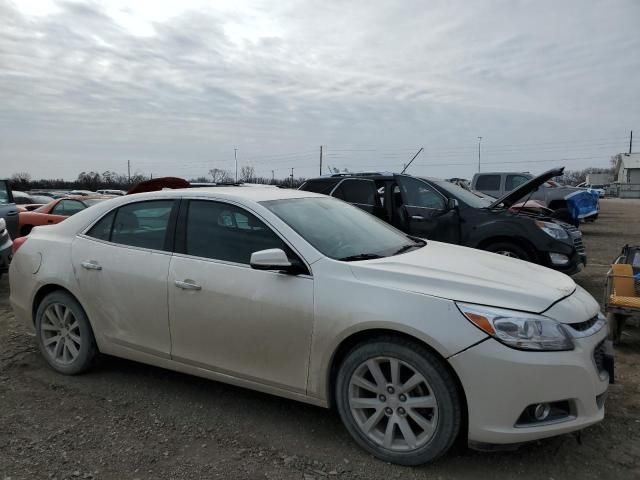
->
[614, 153, 640, 183]
[585, 172, 612, 186]
[612, 153, 640, 198]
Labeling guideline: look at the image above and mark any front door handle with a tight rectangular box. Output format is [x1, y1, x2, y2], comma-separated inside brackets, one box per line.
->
[175, 279, 202, 291]
[6, 210, 17, 216]
[411, 215, 425, 221]
[81, 260, 102, 271]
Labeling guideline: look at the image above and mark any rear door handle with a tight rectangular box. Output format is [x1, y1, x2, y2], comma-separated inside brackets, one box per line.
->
[81, 260, 102, 271]
[6, 211, 17, 216]
[175, 280, 201, 291]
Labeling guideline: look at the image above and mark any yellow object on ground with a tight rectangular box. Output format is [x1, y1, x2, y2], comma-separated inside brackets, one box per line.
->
[609, 264, 640, 308]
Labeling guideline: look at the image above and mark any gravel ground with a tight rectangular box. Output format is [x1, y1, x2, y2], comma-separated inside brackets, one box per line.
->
[1, 199, 639, 480]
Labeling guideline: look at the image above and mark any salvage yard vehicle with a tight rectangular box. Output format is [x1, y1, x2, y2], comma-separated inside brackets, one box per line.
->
[0, 179, 17, 278]
[9, 186, 613, 465]
[18, 196, 110, 236]
[471, 170, 599, 222]
[299, 168, 586, 275]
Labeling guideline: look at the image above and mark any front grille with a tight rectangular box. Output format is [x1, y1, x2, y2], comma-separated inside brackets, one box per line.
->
[569, 316, 598, 332]
[557, 223, 586, 255]
[593, 340, 606, 375]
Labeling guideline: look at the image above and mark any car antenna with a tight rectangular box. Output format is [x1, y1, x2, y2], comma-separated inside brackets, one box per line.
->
[400, 147, 424, 174]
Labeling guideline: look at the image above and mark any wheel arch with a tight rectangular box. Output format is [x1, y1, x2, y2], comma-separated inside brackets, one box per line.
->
[475, 235, 539, 263]
[326, 328, 468, 441]
[32, 284, 88, 327]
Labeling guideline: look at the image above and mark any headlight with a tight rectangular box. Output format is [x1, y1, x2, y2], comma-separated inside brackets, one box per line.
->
[535, 220, 569, 240]
[456, 303, 574, 351]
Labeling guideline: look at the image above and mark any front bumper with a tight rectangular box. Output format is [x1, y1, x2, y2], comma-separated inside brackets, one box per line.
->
[449, 329, 610, 445]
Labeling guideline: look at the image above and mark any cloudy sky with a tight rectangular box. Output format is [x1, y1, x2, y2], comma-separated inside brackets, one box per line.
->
[1, 0, 639, 181]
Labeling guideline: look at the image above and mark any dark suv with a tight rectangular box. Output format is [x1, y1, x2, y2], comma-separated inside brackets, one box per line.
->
[299, 168, 586, 275]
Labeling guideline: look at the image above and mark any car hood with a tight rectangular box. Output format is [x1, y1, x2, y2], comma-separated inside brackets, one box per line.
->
[489, 167, 565, 209]
[348, 241, 576, 313]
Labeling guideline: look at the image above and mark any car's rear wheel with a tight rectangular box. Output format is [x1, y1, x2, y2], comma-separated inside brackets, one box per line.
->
[35, 291, 97, 375]
[335, 338, 461, 465]
[484, 241, 531, 261]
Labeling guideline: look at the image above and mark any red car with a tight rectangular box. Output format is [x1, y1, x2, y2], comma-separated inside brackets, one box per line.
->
[18, 196, 110, 236]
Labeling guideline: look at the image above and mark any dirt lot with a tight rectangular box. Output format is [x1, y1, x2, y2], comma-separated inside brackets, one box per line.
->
[1, 199, 639, 480]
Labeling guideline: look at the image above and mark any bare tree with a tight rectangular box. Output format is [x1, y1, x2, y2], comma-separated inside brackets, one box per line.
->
[240, 166, 255, 182]
[10, 172, 31, 190]
[209, 168, 232, 183]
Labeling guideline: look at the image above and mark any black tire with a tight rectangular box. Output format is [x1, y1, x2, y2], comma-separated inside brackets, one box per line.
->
[484, 241, 531, 261]
[21, 225, 33, 236]
[335, 337, 462, 465]
[35, 290, 97, 375]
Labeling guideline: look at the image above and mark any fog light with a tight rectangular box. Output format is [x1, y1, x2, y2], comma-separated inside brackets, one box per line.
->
[550, 253, 569, 266]
[534, 403, 551, 421]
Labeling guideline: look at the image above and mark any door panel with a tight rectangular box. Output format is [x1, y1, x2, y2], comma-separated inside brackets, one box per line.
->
[167, 199, 314, 392]
[394, 175, 452, 241]
[168, 257, 314, 391]
[72, 236, 172, 356]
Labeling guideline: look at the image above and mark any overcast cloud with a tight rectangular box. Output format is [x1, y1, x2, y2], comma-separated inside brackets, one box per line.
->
[1, 0, 638, 180]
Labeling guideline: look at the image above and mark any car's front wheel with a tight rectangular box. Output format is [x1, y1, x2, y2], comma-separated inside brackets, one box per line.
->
[484, 241, 531, 261]
[335, 338, 462, 465]
[35, 291, 97, 375]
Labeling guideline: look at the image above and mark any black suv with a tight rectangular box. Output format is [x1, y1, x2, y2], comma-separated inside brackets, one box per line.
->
[299, 168, 586, 275]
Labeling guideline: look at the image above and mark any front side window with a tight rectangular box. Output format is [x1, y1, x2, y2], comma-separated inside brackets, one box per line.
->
[109, 200, 175, 250]
[263, 197, 418, 260]
[396, 176, 445, 210]
[185, 200, 289, 264]
[505, 175, 530, 191]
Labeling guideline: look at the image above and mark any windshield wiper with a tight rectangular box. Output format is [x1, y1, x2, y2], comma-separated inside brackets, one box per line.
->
[338, 253, 383, 262]
[393, 243, 423, 255]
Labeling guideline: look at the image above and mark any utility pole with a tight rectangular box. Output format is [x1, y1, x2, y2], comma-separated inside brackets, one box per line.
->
[127, 160, 131, 183]
[400, 147, 424, 174]
[630, 130, 633, 154]
[290, 168, 294, 187]
[234, 148, 238, 182]
[477, 137, 483, 172]
[271, 170, 275, 183]
[319, 145, 323, 175]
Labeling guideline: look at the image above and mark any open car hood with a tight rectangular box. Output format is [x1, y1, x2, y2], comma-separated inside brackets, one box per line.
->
[488, 167, 564, 209]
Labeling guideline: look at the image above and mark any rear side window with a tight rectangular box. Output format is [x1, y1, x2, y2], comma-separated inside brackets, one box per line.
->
[87, 210, 115, 241]
[475, 175, 501, 191]
[109, 200, 175, 250]
[185, 200, 289, 264]
[52, 199, 85, 216]
[0, 181, 10, 204]
[336, 180, 376, 206]
[505, 175, 530, 191]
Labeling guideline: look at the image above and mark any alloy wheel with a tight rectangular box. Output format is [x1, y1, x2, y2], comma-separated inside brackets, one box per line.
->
[40, 303, 82, 365]
[496, 250, 520, 258]
[348, 356, 438, 451]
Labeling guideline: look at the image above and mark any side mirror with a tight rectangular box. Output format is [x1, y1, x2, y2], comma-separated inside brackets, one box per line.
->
[250, 248, 293, 272]
[447, 198, 459, 210]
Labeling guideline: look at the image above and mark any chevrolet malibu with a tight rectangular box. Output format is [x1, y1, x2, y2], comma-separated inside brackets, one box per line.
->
[9, 187, 611, 465]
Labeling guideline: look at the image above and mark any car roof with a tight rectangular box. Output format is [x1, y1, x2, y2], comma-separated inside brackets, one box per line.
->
[127, 186, 326, 203]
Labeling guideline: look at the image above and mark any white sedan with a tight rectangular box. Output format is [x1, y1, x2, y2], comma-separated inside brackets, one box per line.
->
[9, 186, 611, 465]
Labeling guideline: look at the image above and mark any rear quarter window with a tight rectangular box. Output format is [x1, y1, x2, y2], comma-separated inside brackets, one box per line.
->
[475, 175, 501, 191]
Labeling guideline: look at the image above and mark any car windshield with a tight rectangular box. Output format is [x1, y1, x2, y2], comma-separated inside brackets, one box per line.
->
[430, 180, 493, 208]
[262, 197, 423, 261]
